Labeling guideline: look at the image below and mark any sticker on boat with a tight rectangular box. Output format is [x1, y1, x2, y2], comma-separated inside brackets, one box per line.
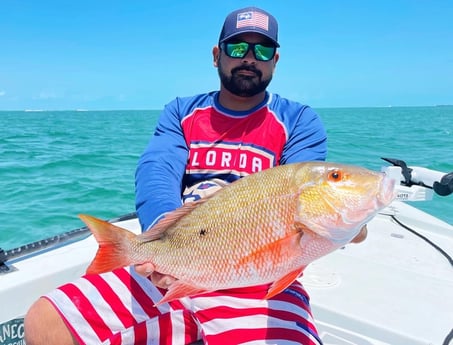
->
[0, 318, 25, 345]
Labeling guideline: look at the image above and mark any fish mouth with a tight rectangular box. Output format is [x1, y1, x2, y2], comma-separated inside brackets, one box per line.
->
[350, 173, 396, 219]
[376, 173, 396, 208]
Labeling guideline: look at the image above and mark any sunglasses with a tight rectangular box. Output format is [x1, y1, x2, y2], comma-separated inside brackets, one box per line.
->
[221, 41, 276, 61]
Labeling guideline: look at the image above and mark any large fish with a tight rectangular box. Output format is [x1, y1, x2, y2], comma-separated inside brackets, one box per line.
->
[80, 162, 395, 304]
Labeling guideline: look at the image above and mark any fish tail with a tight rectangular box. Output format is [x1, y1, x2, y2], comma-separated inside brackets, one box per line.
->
[79, 214, 136, 275]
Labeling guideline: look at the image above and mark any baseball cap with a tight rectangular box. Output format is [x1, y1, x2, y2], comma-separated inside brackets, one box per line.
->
[218, 7, 279, 47]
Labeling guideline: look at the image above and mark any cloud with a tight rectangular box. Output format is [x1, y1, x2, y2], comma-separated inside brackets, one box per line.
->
[0, 90, 5, 97]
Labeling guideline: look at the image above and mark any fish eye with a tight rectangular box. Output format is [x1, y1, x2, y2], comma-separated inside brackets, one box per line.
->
[328, 169, 343, 182]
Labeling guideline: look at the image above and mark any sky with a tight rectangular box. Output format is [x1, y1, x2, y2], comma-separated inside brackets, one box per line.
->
[1, 0, 452, 110]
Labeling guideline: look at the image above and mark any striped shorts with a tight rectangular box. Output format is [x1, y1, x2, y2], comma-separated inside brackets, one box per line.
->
[45, 266, 322, 345]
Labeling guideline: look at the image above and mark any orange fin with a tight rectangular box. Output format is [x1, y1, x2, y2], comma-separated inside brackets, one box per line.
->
[138, 199, 208, 242]
[265, 267, 305, 299]
[156, 281, 209, 305]
[237, 232, 302, 267]
[79, 214, 136, 275]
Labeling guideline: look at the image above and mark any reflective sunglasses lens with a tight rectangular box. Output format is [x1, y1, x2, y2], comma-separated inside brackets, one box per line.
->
[226, 42, 249, 58]
[254, 45, 275, 61]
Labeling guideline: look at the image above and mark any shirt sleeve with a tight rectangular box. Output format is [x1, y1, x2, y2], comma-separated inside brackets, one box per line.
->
[135, 99, 189, 231]
[280, 106, 327, 164]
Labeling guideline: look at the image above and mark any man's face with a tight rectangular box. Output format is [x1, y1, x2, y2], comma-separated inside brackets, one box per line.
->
[216, 33, 278, 97]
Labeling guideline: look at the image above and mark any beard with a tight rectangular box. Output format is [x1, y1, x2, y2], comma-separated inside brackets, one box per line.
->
[218, 60, 272, 97]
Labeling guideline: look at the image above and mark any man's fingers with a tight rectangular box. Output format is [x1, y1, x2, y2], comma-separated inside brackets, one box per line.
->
[135, 262, 155, 277]
[153, 274, 176, 289]
[351, 225, 368, 244]
[134, 263, 178, 289]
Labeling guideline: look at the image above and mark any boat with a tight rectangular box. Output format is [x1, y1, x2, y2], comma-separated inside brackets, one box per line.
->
[1, 158, 452, 345]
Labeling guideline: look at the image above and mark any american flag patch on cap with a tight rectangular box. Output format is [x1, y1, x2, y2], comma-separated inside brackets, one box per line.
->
[236, 11, 269, 31]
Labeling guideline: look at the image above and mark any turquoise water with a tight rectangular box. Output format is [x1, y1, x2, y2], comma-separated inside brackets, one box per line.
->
[1, 106, 452, 251]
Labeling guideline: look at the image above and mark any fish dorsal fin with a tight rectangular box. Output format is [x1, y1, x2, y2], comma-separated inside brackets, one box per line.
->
[155, 280, 209, 306]
[265, 267, 305, 300]
[138, 198, 211, 242]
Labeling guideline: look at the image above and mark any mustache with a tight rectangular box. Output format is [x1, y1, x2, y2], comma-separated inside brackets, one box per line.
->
[231, 65, 262, 78]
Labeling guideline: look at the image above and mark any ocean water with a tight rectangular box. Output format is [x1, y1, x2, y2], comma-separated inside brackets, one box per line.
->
[1, 106, 452, 251]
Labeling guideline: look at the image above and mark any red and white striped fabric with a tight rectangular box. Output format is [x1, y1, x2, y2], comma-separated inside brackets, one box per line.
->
[45, 267, 322, 345]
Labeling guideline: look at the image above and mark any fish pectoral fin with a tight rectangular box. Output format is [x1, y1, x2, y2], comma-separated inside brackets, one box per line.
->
[237, 232, 302, 267]
[155, 281, 209, 306]
[265, 267, 305, 300]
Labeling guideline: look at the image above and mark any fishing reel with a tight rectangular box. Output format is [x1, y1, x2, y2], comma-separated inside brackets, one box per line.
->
[381, 158, 453, 201]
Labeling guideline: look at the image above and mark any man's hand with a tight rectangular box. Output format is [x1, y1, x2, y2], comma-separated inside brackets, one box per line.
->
[135, 262, 177, 289]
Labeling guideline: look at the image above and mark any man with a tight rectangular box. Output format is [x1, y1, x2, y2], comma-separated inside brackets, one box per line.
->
[25, 7, 330, 344]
